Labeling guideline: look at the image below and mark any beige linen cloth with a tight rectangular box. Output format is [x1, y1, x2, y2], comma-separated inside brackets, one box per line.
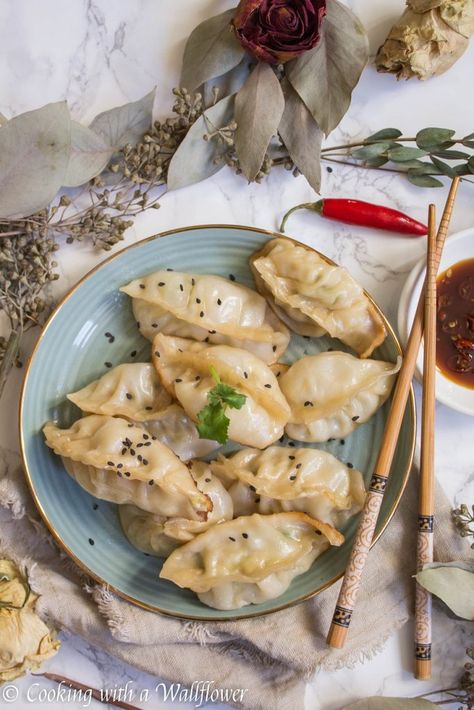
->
[0, 439, 468, 710]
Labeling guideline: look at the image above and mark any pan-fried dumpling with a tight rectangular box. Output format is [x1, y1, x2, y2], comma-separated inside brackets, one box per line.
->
[120, 270, 290, 364]
[43, 415, 211, 520]
[210, 446, 366, 527]
[119, 463, 233, 555]
[160, 512, 344, 610]
[152, 334, 291, 449]
[67, 363, 173, 420]
[250, 237, 386, 358]
[279, 351, 400, 442]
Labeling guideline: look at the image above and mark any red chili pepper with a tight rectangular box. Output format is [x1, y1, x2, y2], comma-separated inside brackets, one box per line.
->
[280, 198, 428, 236]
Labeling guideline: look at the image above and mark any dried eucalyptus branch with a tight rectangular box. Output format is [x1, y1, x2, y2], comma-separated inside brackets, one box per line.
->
[452, 504, 474, 549]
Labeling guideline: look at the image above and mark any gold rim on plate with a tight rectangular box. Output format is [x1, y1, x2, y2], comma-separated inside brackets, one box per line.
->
[18, 224, 416, 621]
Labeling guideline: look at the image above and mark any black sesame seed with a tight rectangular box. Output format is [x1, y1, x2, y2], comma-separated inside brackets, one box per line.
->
[264, 383, 272, 388]
[199, 311, 204, 318]
[340, 439, 345, 445]
[136, 321, 141, 328]
[124, 471, 131, 477]
[130, 449, 135, 456]
[121, 448, 127, 455]
[191, 278, 195, 285]
[105, 332, 112, 338]
[145, 406, 153, 411]
[205, 478, 211, 483]
[175, 378, 182, 383]
[138, 455, 143, 461]
[244, 371, 248, 379]
[288, 441, 295, 447]
[347, 462, 354, 469]
[131, 350, 137, 357]
[137, 442, 143, 448]
[158, 281, 165, 287]
[229, 536, 236, 542]
[242, 532, 248, 538]
[289, 455, 295, 460]
[93, 503, 99, 510]
[316, 529, 322, 535]
[195, 375, 200, 381]
[272, 345, 277, 352]
[229, 274, 236, 281]
[88, 538, 95, 545]
[104, 361, 113, 368]
[304, 401, 313, 407]
[279, 436, 285, 443]
[255, 497, 260, 503]
[249, 485, 256, 492]
[142, 459, 148, 465]
[139, 284, 145, 290]
[143, 434, 149, 440]
[296, 463, 302, 469]
[107, 461, 114, 466]
[117, 471, 122, 478]
[303, 335, 310, 340]
[148, 479, 154, 485]
[208, 330, 216, 334]
[204, 337, 209, 342]
[144, 441, 151, 446]
[126, 393, 133, 400]
[179, 283, 184, 292]
[178, 348, 183, 352]
[217, 298, 222, 305]
[352, 415, 360, 422]
[196, 297, 201, 304]
[328, 438, 334, 442]
[326, 166, 333, 173]
[154, 351, 160, 358]
[151, 436, 157, 440]
[152, 323, 158, 328]
[117, 463, 123, 468]
[166, 268, 173, 271]
[289, 475, 297, 481]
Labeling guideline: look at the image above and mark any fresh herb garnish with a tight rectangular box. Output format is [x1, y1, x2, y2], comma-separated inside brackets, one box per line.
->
[196, 365, 246, 444]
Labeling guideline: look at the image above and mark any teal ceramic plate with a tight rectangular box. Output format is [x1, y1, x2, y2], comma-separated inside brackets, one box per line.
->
[20, 225, 415, 620]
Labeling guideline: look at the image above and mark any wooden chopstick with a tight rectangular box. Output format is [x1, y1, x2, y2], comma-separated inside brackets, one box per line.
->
[326, 177, 460, 650]
[414, 204, 437, 680]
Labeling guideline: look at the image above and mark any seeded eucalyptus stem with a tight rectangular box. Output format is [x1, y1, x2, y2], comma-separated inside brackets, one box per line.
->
[0, 328, 22, 400]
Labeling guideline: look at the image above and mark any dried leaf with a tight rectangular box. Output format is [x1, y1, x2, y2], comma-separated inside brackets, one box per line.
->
[416, 127, 455, 150]
[387, 146, 428, 161]
[416, 562, 474, 619]
[90, 89, 155, 149]
[367, 128, 402, 140]
[181, 9, 246, 92]
[63, 121, 114, 187]
[407, 172, 443, 187]
[235, 62, 285, 181]
[342, 699, 436, 709]
[352, 142, 393, 160]
[430, 155, 458, 177]
[433, 148, 470, 159]
[203, 57, 252, 106]
[167, 95, 235, 190]
[286, 0, 368, 135]
[278, 79, 322, 192]
[0, 102, 71, 219]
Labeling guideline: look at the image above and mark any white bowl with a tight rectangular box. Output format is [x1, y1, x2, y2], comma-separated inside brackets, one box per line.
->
[398, 227, 474, 416]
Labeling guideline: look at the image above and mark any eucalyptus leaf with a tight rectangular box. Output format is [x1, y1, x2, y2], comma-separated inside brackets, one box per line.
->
[63, 121, 114, 187]
[278, 79, 323, 193]
[430, 155, 458, 177]
[203, 57, 252, 107]
[464, 132, 474, 140]
[433, 149, 470, 160]
[352, 142, 392, 160]
[286, 0, 368, 135]
[416, 127, 455, 150]
[363, 156, 388, 168]
[463, 140, 474, 149]
[167, 94, 235, 190]
[468, 156, 474, 174]
[342, 698, 436, 709]
[407, 172, 443, 188]
[235, 62, 285, 181]
[0, 102, 71, 219]
[90, 89, 155, 149]
[454, 164, 470, 176]
[398, 159, 436, 170]
[366, 128, 402, 141]
[416, 563, 474, 619]
[181, 9, 245, 93]
[387, 146, 428, 162]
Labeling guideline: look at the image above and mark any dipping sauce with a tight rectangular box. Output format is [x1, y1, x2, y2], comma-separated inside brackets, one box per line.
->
[436, 258, 474, 389]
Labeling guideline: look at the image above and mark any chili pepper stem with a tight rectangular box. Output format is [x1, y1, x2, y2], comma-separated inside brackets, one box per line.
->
[279, 202, 320, 232]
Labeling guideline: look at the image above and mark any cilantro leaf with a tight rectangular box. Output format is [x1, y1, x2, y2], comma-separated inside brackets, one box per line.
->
[195, 366, 247, 444]
[196, 402, 230, 445]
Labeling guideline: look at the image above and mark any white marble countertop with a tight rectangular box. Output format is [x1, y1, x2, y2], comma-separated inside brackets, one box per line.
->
[1, 1, 473, 708]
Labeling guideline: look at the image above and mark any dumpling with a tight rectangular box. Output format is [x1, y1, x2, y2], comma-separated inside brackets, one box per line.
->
[210, 446, 366, 527]
[144, 404, 218, 461]
[160, 512, 344, 610]
[120, 270, 290, 364]
[119, 463, 233, 555]
[43, 415, 211, 520]
[278, 351, 400, 442]
[152, 334, 291, 449]
[250, 237, 386, 358]
[67, 363, 173, 421]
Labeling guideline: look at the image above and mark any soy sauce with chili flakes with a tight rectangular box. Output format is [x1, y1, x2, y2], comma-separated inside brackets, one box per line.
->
[436, 258, 474, 389]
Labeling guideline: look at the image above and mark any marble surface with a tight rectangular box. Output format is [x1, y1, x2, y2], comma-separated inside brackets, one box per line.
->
[1, 0, 473, 708]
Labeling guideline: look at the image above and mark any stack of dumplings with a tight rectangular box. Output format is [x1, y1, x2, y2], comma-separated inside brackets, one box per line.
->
[43, 237, 401, 611]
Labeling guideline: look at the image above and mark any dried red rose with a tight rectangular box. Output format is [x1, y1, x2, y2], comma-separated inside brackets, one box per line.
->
[233, 0, 327, 64]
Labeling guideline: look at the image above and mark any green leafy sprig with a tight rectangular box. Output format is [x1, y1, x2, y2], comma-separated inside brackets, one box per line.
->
[320, 127, 474, 188]
[452, 504, 474, 550]
[196, 365, 246, 445]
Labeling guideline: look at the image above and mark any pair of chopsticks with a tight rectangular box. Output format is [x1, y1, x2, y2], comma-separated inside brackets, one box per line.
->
[326, 178, 460, 681]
